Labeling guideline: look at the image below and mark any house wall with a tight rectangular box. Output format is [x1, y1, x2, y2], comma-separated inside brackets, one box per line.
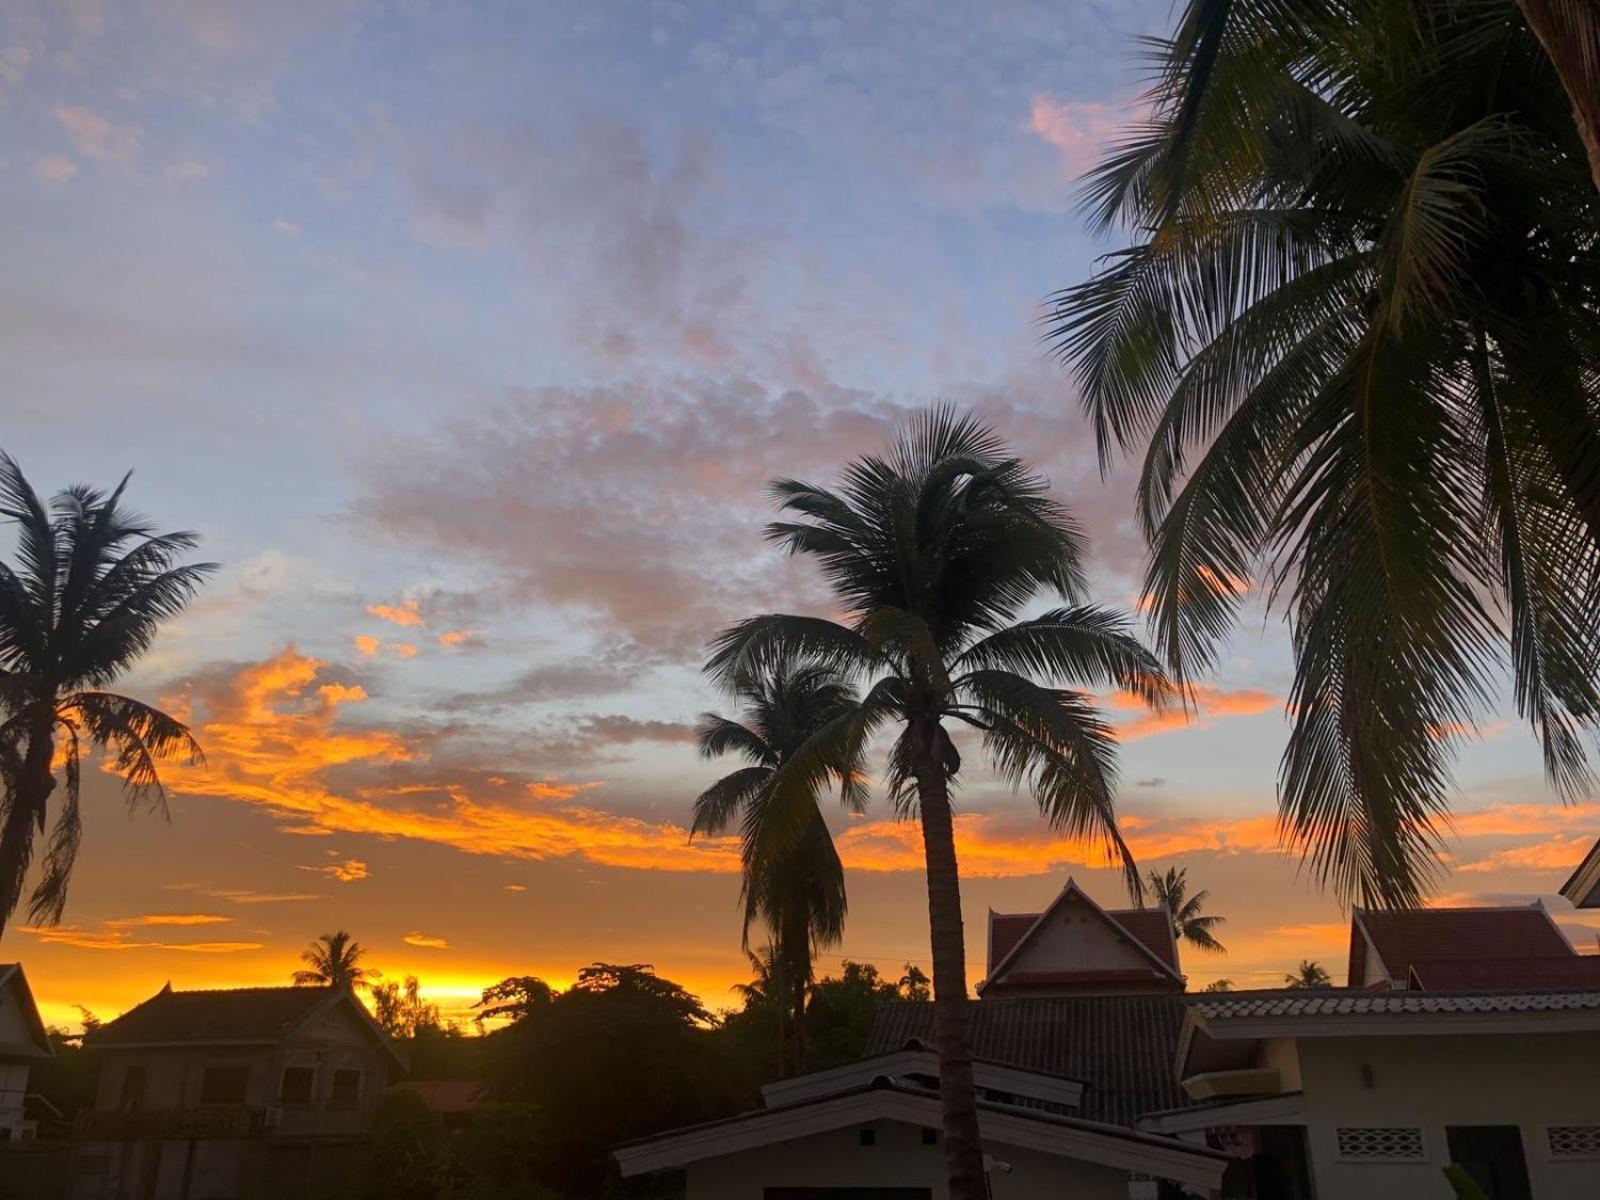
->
[1292, 1031, 1600, 1200]
[684, 1119, 1137, 1200]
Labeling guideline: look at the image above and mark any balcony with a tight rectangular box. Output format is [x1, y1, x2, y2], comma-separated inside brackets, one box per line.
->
[75, 1105, 268, 1139]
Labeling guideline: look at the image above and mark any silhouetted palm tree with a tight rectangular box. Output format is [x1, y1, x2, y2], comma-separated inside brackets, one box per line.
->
[1284, 960, 1333, 989]
[293, 930, 378, 990]
[708, 409, 1171, 1200]
[1048, 0, 1600, 909]
[0, 455, 213, 936]
[693, 661, 863, 1074]
[1148, 866, 1226, 953]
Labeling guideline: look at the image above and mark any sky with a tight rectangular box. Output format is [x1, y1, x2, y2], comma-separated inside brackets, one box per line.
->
[3, 0, 1598, 1032]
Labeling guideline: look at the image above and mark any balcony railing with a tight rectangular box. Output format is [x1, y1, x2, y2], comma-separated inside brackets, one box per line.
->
[75, 1106, 268, 1139]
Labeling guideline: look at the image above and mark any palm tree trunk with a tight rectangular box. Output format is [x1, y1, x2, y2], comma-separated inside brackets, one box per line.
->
[0, 712, 56, 935]
[910, 719, 987, 1200]
[1513, 0, 1600, 193]
[784, 907, 811, 1073]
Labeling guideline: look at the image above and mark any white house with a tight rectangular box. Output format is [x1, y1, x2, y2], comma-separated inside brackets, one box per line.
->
[0, 963, 52, 1144]
[74, 982, 405, 1200]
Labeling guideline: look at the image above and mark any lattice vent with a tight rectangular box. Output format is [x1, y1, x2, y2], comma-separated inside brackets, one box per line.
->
[1336, 1127, 1426, 1162]
[1549, 1127, 1600, 1159]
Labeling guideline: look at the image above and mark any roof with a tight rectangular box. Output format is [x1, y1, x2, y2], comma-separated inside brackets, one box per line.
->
[1409, 957, 1600, 991]
[92, 984, 406, 1070]
[1562, 837, 1600, 909]
[867, 994, 1191, 1126]
[390, 1080, 485, 1113]
[980, 879, 1183, 996]
[1348, 904, 1575, 987]
[1190, 987, 1600, 1021]
[615, 1078, 1228, 1190]
[0, 964, 53, 1059]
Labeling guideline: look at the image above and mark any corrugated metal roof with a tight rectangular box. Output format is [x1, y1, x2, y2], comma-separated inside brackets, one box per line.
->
[1191, 988, 1600, 1020]
[866, 995, 1190, 1126]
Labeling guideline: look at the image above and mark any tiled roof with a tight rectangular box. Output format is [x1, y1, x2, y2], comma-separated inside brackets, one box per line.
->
[989, 908, 1177, 976]
[1191, 988, 1600, 1021]
[1410, 957, 1600, 991]
[1350, 906, 1573, 986]
[867, 995, 1190, 1126]
[93, 985, 337, 1045]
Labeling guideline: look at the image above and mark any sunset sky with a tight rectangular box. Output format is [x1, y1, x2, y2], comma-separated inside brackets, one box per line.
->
[4, 0, 1598, 1032]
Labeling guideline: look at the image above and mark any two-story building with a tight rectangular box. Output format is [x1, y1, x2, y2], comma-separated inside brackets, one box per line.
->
[74, 982, 404, 1200]
[0, 963, 52, 1144]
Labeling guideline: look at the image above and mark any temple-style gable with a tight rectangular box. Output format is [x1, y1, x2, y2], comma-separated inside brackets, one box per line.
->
[979, 878, 1184, 997]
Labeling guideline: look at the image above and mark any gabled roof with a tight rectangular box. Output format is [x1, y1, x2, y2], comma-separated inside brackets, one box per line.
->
[615, 1078, 1228, 1191]
[92, 984, 405, 1070]
[1408, 957, 1600, 991]
[0, 964, 53, 1060]
[1348, 904, 1575, 987]
[1562, 837, 1600, 908]
[868, 994, 1191, 1126]
[980, 879, 1182, 995]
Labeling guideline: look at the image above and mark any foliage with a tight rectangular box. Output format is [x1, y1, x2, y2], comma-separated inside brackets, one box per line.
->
[452, 1103, 553, 1200]
[1284, 960, 1333, 989]
[292, 929, 379, 990]
[1200, 979, 1234, 993]
[372, 974, 445, 1038]
[358, 1089, 454, 1200]
[1443, 1163, 1492, 1200]
[484, 962, 749, 1197]
[693, 660, 861, 1074]
[474, 975, 555, 1026]
[28, 1028, 100, 1132]
[1148, 866, 1227, 953]
[802, 961, 924, 1070]
[0, 454, 213, 935]
[1047, 0, 1600, 909]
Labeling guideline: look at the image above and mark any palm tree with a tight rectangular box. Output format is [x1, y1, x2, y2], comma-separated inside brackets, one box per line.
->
[1509, 0, 1600, 193]
[0, 455, 212, 937]
[1284, 960, 1333, 989]
[693, 661, 863, 1075]
[1047, 0, 1600, 910]
[1148, 866, 1226, 953]
[707, 408, 1171, 1200]
[292, 930, 378, 990]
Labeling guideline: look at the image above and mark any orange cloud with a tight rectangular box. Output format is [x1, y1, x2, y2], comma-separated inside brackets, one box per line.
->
[1458, 833, 1593, 874]
[104, 914, 232, 928]
[353, 636, 417, 659]
[404, 932, 450, 949]
[367, 599, 424, 628]
[1107, 685, 1280, 741]
[353, 635, 381, 656]
[300, 859, 369, 883]
[437, 630, 474, 647]
[18, 925, 262, 953]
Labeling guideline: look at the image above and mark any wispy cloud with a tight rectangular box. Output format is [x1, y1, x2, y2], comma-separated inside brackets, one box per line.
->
[299, 858, 369, 883]
[367, 599, 425, 628]
[404, 932, 449, 949]
[54, 105, 141, 163]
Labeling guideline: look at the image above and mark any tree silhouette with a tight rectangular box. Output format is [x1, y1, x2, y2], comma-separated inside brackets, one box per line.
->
[693, 660, 862, 1074]
[0, 454, 213, 935]
[1284, 960, 1333, 989]
[1148, 866, 1227, 953]
[708, 409, 1170, 1199]
[292, 930, 378, 990]
[1048, 0, 1600, 909]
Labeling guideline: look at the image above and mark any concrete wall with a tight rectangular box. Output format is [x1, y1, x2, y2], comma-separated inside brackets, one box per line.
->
[1292, 1031, 1600, 1200]
[684, 1119, 1137, 1200]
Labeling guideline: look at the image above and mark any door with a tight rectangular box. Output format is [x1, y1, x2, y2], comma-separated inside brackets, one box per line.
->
[1445, 1126, 1532, 1200]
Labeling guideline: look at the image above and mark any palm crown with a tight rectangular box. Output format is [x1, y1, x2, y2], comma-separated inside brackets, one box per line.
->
[1047, 0, 1600, 909]
[0, 455, 213, 935]
[1148, 866, 1226, 954]
[292, 929, 378, 990]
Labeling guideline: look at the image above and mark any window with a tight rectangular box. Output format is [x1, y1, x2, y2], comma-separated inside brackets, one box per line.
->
[1336, 1127, 1427, 1162]
[1549, 1127, 1600, 1160]
[279, 1066, 315, 1105]
[199, 1065, 249, 1106]
[330, 1069, 361, 1108]
[119, 1065, 146, 1110]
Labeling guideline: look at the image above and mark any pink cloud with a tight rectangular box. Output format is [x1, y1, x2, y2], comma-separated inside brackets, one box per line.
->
[1028, 94, 1123, 177]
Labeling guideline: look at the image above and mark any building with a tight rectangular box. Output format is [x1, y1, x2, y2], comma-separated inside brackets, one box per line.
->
[1561, 837, 1600, 909]
[0, 963, 53, 1144]
[621, 881, 1600, 1199]
[73, 983, 405, 1200]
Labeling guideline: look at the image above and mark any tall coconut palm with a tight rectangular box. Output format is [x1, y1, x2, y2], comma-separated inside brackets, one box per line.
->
[0, 455, 212, 937]
[707, 408, 1171, 1200]
[1047, 0, 1600, 910]
[1148, 866, 1226, 954]
[692, 661, 863, 1075]
[292, 929, 378, 990]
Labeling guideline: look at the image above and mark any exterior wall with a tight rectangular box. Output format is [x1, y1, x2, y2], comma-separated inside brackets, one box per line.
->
[684, 1120, 1136, 1200]
[1291, 1031, 1600, 1200]
[1, 1059, 31, 1139]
